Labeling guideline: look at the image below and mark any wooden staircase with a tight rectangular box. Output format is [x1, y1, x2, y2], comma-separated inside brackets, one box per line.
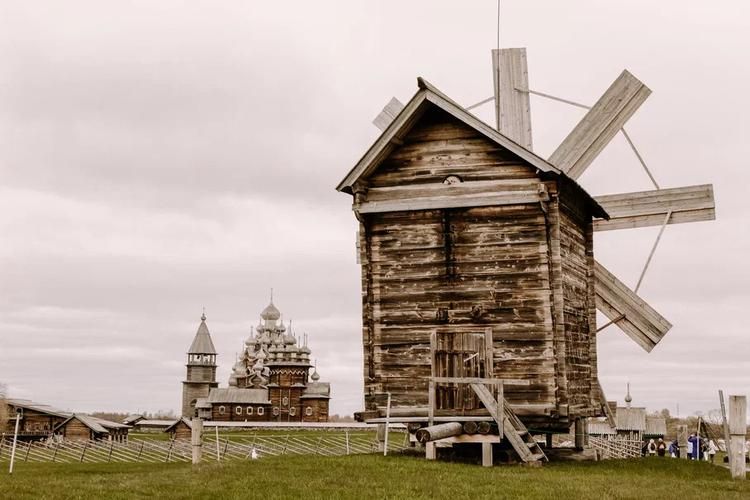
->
[470, 383, 548, 464]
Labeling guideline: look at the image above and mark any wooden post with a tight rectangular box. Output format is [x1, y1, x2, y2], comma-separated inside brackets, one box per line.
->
[166, 439, 174, 463]
[574, 419, 586, 450]
[376, 424, 386, 453]
[345, 430, 350, 455]
[214, 425, 220, 462]
[8, 412, 20, 474]
[546, 433, 553, 448]
[52, 441, 59, 463]
[107, 440, 114, 462]
[720, 390, 732, 467]
[24, 441, 31, 462]
[79, 440, 88, 462]
[729, 395, 747, 480]
[425, 442, 436, 460]
[481, 442, 493, 467]
[191, 417, 203, 465]
[383, 392, 392, 457]
[677, 424, 688, 460]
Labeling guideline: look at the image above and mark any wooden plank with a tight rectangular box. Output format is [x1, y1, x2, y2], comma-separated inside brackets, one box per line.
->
[470, 384, 501, 425]
[594, 260, 672, 352]
[594, 184, 715, 231]
[373, 97, 405, 131]
[549, 70, 651, 179]
[432, 377, 504, 386]
[492, 48, 533, 149]
[357, 190, 546, 214]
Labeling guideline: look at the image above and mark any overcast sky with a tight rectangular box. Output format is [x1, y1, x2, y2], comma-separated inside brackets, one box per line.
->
[1, 1, 748, 419]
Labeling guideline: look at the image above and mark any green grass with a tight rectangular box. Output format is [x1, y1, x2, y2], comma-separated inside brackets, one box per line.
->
[0, 454, 747, 499]
[130, 429, 379, 441]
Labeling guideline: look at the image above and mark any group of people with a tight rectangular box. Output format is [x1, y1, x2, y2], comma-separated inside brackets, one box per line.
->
[644, 434, 718, 463]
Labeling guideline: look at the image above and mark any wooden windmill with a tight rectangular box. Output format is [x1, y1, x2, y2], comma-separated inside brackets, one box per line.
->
[336, 48, 715, 463]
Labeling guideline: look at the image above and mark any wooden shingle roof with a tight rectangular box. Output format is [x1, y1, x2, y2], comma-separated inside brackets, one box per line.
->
[188, 315, 217, 354]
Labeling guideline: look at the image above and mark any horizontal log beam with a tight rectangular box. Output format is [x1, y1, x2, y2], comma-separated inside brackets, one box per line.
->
[357, 190, 547, 214]
[593, 184, 715, 231]
[415, 422, 463, 443]
[594, 260, 672, 352]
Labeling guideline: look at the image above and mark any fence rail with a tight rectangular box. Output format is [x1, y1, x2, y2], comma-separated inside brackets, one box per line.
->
[589, 436, 642, 459]
[0, 431, 409, 465]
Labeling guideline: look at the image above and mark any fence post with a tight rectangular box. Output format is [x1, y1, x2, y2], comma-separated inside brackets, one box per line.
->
[52, 441, 59, 463]
[165, 439, 174, 463]
[222, 438, 229, 459]
[677, 425, 688, 459]
[79, 440, 89, 462]
[137, 442, 144, 461]
[282, 434, 289, 455]
[345, 430, 350, 455]
[24, 441, 31, 462]
[316, 436, 323, 455]
[108, 440, 114, 462]
[0, 433, 4, 459]
[729, 395, 747, 480]
[191, 417, 203, 465]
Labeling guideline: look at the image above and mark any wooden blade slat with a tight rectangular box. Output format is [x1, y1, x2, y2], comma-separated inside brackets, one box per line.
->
[492, 48, 533, 150]
[373, 97, 405, 131]
[594, 184, 715, 231]
[549, 70, 651, 179]
[594, 260, 672, 352]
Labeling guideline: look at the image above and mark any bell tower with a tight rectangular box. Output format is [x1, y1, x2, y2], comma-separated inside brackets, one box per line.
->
[181, 312, 218, 417]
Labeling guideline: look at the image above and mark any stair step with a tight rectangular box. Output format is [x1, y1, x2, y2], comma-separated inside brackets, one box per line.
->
[526, 442, 537, 449]
[530, 453, 546, 461]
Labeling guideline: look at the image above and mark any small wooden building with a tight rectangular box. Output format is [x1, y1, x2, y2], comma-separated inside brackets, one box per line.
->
[3, 399, 71, 441]
[338, 78, 608, 433]
[53, 414, 131, 442]
[165, 417, 193, 440]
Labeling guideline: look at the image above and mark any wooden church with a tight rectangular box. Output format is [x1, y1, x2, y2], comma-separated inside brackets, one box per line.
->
[337, 48, 714, 463]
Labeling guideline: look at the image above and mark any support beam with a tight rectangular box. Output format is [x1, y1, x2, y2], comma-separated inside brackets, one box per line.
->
[595, 260, 672, 352]
[492, 48, 533, 149]
[729, 395, 747, 480]
[482, 442, 493, 467]
[594, 184, 715, 232]
[549, 70, 651, 179]
[373, 97, 405, 131]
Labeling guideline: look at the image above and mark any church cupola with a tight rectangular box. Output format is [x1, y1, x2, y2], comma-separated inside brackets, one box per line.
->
[181, 311, 219, 417]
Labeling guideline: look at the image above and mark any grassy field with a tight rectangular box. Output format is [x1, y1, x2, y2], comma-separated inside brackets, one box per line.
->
[0, 453, 747, 499]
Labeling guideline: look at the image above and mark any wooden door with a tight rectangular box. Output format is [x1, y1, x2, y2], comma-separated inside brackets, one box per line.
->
[430, 328, 494, 414]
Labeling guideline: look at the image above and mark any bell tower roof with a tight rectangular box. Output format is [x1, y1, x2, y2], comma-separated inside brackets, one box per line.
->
[188, 312, 217, 354]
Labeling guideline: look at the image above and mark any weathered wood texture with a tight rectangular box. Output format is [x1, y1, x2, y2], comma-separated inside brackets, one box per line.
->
[492, 48, 532, 149]
[728, 395, 747, 480]
[594, 261, 672, 352]
[373, 97, 405, 131]
[593, 184, 715, 231]
[549, 70, 651, 179]
[356, 109, 599, 428]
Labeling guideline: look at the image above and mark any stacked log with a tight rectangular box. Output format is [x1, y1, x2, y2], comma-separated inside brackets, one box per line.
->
[415, 423, 463, 443]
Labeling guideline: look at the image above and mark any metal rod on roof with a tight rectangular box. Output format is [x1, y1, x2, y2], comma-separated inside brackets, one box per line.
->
[466, 96, 494, 111]
[621, 127, 660, 190]
[635, 211, 672, 293]
[496, 0, 501, 50]
[515, 87, 591, 110]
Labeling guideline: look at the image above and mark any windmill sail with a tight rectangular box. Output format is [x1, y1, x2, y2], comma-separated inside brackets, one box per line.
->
[549, 70, 651, 179]
[594, 184, 715, 231]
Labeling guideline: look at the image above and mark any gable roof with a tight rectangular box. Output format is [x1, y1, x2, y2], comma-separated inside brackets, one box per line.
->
[7, 398, 71, 418]
[336, 77, 607, 219]
[164, 417, 191, 432]
[616, 407, 646, 431]
[188, 315, 217, 354]
[207, 387, 270, 405]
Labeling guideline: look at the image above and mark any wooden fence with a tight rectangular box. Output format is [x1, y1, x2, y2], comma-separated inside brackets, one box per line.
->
[589, 436, 642, 459]
[0, 431, 409, 465]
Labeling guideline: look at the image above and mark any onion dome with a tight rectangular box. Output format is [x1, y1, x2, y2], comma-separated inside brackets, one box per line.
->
[255, 348, 267, 360]
[310, 369, 320, 382]
[228, 373, 238, 387]
[261, 301, 281, 321]
[300, 345, 311, 355]
[245, 336, 257, 347]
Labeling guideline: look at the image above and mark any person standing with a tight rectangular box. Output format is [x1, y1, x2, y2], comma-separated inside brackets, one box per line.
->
[647, 439, 657, 456]
[708, 439, 718, 464]
[669, 439, 679, 458]
[687, 433, 696, 460]
[657, 438, 667, 457]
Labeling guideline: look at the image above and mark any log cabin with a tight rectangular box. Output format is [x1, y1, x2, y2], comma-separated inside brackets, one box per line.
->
[53, 414, 131, 442]
[3, 399, 71, 441]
